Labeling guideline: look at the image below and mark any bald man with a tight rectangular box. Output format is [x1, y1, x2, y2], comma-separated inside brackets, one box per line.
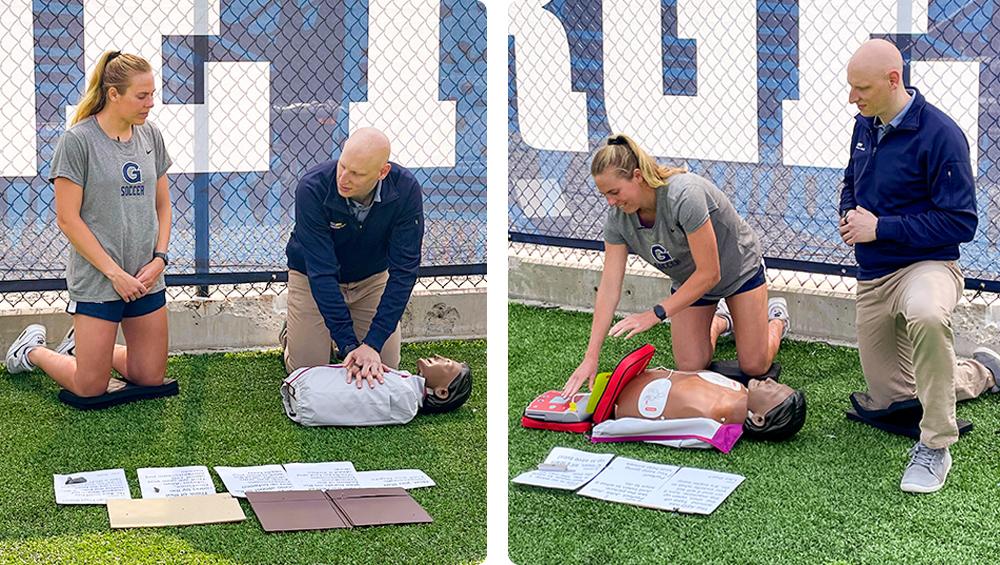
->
[284, 128, 424, 385]
[839, 39, 1000, 493]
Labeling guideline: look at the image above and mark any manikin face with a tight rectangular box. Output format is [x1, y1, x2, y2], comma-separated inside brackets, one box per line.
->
[417, 355, 463, 399]
[594, 169, 648, 215]
[746, 378, 794, 426]
[108, 71, 155, 126]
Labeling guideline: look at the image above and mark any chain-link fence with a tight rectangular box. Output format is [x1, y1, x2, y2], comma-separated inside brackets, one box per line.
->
[509, 0, 1000, 303]
[1, 0, 486, 307]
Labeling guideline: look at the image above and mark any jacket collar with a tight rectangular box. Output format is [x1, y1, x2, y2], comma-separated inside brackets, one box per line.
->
[854, 87, 925, 133]
[322, 161, 401, 214]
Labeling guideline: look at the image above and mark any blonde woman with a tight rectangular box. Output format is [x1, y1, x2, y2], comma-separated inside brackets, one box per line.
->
[561, 134, 788, 398]
[4, 51, 172, 397]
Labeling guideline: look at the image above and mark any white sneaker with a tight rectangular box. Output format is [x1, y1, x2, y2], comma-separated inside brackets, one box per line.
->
[714, 299, 733, 338]
[768, 297, 790, 339]
[54, 326, 75, 357]
[5, 324, 47, 374]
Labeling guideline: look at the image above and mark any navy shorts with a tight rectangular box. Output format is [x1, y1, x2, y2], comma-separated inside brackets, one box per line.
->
[673, 263, 766, 308]
[66, 289, 166, 323]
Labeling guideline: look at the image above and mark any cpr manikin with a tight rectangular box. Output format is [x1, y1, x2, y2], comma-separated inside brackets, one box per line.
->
[281, 355, 472, 426]
[591, 368, 806, 451]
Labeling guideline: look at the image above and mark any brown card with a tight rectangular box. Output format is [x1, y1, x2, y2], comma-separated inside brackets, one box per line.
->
[107, 493, 245, 528]
[326, 487, 433, 527]
[245, 490, 351, 532]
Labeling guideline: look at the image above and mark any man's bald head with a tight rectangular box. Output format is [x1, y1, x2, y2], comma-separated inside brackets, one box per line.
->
[337, 127, 392, 201]
[847, 39, 909, 121]
[848, 39, 903, 79]
[343, 127, 391, 166]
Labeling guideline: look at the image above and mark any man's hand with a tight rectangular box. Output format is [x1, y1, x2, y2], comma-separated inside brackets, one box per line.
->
[839, 206, 878, 245]
[343, 344, 386, 389]
[608, 310, 661, 339]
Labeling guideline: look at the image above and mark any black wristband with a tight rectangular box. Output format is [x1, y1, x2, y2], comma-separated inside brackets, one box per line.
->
[153, 251, 169, 266]
[653, 304, 668, 321]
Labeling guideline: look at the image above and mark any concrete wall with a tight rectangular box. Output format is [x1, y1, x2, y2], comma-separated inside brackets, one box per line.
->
[0, 287, 486, 353]
[509, 256, 1000, 356]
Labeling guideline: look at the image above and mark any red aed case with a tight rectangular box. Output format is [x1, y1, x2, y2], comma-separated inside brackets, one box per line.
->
[520, 344, 657, 434]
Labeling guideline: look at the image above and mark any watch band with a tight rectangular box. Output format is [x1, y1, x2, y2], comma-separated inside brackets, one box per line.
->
[153, 251, 169, 266]
[653, 304, 668, 321]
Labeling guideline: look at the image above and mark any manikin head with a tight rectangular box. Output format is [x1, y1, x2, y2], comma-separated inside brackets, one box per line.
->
[73, 51, 155, 127]
[847, 39, 908, 122]
[417, 355, 472, 414]
[743, 378, 807, 441]
[337, 127, 392, 201]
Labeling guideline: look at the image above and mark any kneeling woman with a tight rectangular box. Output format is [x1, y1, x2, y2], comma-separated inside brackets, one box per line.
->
[563, 134, 788, 398]
[5, 51, 172, 397]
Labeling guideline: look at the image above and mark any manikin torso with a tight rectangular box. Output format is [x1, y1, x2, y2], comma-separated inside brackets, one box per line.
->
[614, 369, 748, 425]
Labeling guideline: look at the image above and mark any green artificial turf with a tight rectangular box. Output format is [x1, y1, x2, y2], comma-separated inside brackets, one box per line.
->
[0, 340, 485, 565]
[508, 303, 1000, 565]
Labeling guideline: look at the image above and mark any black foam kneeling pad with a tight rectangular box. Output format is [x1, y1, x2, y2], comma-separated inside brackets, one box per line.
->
[58, 378, 178, 410]
[707, 360, 781, 386]
[845, 393, 973, 439]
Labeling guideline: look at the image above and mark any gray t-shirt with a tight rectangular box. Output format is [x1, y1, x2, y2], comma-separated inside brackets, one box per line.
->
[48, 117, 172, 302]
[604, 172, 762, 300]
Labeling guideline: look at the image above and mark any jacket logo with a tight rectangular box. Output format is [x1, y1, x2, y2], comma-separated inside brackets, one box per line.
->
[329, 221, 346, 230]
[855, 141, 866, 152]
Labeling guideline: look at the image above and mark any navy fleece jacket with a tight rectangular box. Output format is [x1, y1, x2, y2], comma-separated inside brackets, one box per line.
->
[839, 88, 978, 280]
[286, 159, 424, 354]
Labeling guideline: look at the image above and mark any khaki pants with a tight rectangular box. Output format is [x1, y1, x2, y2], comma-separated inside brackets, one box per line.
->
[854, 260, 993, 448]
[283, 269, 402, 374]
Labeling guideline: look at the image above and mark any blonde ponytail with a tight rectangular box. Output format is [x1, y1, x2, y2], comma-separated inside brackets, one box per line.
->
[71, 51, 152, 126]
[590, 133, 686, 188]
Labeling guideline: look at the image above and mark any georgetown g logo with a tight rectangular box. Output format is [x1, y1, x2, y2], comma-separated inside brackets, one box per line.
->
[650, 243, 673, 265]
[122, 162, 141, 184]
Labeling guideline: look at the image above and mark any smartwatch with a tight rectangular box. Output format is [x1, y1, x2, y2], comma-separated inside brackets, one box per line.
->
[153, 251, 169, 267]
[652, 304, 668, 321]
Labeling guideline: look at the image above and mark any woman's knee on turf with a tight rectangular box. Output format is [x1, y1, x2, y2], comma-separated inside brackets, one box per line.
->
[737, 353, 771, 377]
[125, 359, 166, 386]
[70, 371, 112, 397]
[674, 349, 712, 372]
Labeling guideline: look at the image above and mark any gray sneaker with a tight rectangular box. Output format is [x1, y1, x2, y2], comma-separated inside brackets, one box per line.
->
[900, 442, 952, 494]
[768, 297, 790, 339]
[972, 346, 1000, 393]
[714, 299, 733, 338]
[5, 324, 47, 374]
[54, 326, 75, 357]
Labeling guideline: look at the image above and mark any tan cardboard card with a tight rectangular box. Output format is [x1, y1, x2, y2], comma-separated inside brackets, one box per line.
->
[107, 493, 245, 528]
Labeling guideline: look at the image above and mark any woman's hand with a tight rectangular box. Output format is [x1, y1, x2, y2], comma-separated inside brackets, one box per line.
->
[608, 310, 661, 339]
[135, 258, 165, 290]
[561, 357, 599, 399]
[108, 269, 148, 302]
